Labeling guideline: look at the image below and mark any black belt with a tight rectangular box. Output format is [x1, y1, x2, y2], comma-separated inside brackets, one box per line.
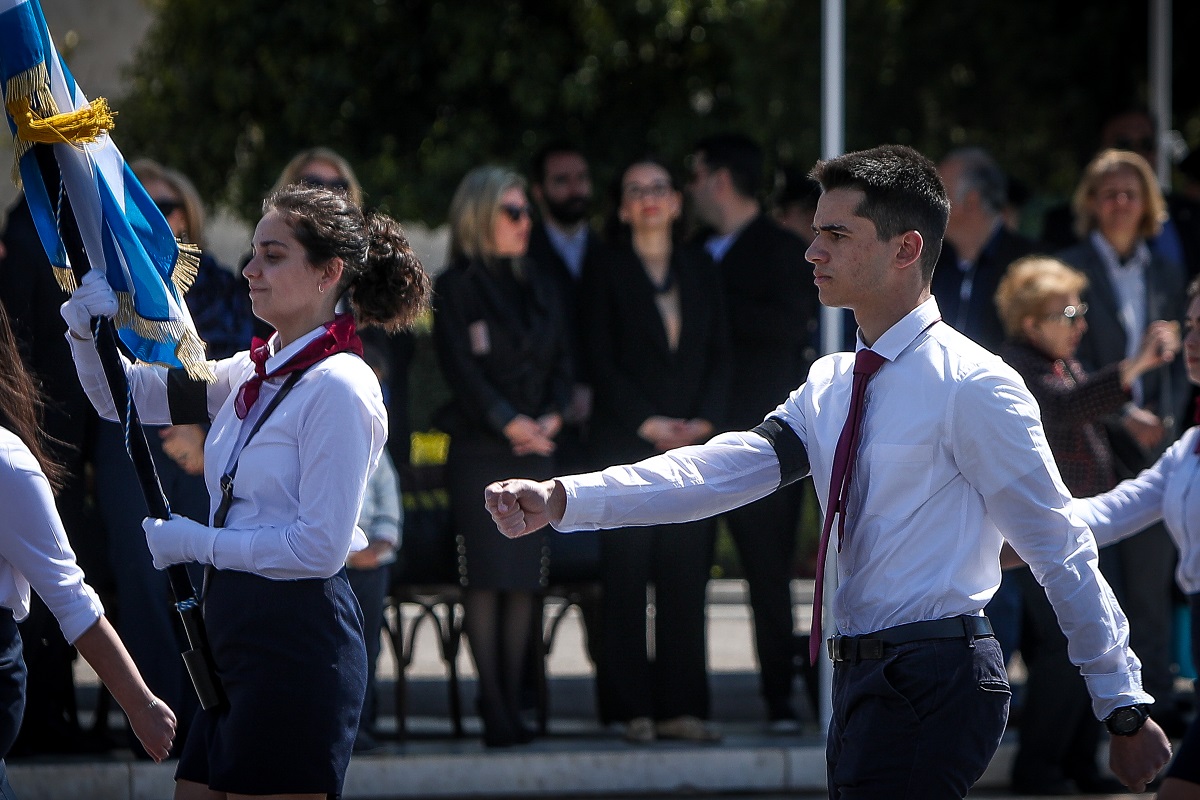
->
[827, 615, 994, 663]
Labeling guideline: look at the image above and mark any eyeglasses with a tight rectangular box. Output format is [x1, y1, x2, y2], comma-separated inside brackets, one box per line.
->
[623, 181, 673, 201]
[1043, 303, 1088, 325]
[298, 175, 351, 192]
[499, 203, 531, 223]
[153, 199, 183, 218]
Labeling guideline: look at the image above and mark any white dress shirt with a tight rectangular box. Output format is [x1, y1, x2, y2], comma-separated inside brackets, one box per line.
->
[1071, 427, 1200, 595]
[557, 297, 1149, 719]
[0, 427, 104, 643]
[68, 326, 386, 579]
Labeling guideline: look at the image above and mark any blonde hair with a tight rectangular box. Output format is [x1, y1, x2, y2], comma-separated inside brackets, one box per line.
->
[1071, 148, 1168, 239]
[130, 158, 206, 247]
[447, 165, 526, 262]
[995, 256, 1089, 341]
[271, 147, 364, 208]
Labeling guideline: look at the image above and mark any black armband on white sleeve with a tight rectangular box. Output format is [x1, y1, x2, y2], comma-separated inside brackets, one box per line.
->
[751, 416, 809, 488]
[167, 368, 210, 425]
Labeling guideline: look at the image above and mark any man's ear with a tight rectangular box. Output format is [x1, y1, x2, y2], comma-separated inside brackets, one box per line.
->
[894, 230, 924, 272]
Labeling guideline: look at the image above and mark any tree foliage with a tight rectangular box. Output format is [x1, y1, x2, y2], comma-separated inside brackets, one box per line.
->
[118, 0, 1200, 229]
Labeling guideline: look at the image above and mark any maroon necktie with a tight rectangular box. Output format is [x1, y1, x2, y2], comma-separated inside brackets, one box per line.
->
[234, 314, 363, 419]
[809, 348, 887, 664]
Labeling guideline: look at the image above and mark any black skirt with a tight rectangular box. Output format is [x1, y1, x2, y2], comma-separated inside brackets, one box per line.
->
[176, 568, 366, 795]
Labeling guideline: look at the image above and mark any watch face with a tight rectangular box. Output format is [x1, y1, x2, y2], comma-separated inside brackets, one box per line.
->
[1108, 706, 1146, 735]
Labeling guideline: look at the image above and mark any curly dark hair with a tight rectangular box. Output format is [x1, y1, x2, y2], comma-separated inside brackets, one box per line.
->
[263, 185, 431, 332]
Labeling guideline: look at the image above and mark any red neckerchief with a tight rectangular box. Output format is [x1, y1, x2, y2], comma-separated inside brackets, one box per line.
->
[234, 314, 363, 419]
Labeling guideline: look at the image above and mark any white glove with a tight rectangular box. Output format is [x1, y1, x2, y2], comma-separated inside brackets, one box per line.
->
[60, 269, 118, 339]
[142, 515, 219, 570]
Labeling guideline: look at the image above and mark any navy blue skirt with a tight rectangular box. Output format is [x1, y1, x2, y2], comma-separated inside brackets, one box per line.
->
[176, 568, 366, 795]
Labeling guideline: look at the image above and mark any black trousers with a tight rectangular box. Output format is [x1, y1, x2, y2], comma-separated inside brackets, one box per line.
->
[722, 481, 803, 717]
[827, 635, 1009, 799]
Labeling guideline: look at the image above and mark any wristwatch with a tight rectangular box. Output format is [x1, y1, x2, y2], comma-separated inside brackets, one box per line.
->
[1104, 704, 1150, 736]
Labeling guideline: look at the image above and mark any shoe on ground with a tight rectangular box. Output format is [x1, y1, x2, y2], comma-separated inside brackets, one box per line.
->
[655, 715, 721, 742]
[623, 716, 656, 743]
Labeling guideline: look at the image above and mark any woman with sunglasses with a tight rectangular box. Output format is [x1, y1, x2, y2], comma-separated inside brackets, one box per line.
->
[578, 156, 729, 744]
[1058, 148, 1191, 738]
[272, 147, 363, 207]
[432, 165, 573, 747]
[994, 255, 1178, 795]
[1070, 275, 1200, 800]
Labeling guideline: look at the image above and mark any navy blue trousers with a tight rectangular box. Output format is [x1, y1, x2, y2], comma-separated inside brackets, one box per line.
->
[0, 608, 27, 799]
[827, 635, 1009, 799]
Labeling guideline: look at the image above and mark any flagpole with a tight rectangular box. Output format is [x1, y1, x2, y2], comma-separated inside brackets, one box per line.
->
[33, 144, 226, 711]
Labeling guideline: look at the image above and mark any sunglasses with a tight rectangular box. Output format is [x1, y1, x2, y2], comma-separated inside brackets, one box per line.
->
[153, 198, 183, 218]
[623, 181, 673, 201]
[1043, 303, 1088, 325]
[499, 203, 531, 223]
[299, 175, 351, 192]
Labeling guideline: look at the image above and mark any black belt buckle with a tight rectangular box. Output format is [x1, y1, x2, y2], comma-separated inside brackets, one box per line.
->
[827, 635, 885, 662]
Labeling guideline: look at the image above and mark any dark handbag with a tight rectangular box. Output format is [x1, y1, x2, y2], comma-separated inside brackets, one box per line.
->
[392, 431, 459, 586]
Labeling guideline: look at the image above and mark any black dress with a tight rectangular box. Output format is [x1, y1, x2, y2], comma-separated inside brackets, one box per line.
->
[432, 257, 573, 590]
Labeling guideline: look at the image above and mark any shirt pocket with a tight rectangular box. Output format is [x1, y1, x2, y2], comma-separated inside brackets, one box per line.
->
[862, 442, 934, 523]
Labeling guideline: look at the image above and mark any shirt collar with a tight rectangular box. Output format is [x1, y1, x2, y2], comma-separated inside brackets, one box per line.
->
[856, 296, 942, 364]
[1090, 229, 1151, 272]
[264, 324, 331, 375]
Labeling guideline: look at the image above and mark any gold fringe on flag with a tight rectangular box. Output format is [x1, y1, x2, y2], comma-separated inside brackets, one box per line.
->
[52, 266, 78, 294]
[5, 61, 57, 185]
[114, 292, 216, 384]
[7, 95, 115, 146]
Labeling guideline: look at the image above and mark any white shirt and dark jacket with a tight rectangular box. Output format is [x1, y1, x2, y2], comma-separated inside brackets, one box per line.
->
[553, 297, 1149, 722]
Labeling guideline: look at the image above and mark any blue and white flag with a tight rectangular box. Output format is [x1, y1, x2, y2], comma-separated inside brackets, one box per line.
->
[0, 0, 211, 379]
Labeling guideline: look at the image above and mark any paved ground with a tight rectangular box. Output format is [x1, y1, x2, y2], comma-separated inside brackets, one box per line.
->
[6, 579, 1180, 799]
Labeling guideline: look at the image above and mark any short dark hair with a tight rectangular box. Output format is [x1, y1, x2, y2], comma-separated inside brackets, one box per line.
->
[809, 144, 950, 282]
[693, 133, 764, 199]
[530, 140, 586, 185]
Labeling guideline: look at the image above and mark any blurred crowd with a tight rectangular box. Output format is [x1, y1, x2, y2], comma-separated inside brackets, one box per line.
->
[2, 102, 1199, 795]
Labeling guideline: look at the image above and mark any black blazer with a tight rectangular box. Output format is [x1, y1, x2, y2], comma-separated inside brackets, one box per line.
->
[527, 222, 603, 383]
[931, 225, 1038, 353]
[432, 257, 573, 440]
[715, 214, 819, 430]
[1059, 237, 1189, 468]
[581, 242, 730, 463]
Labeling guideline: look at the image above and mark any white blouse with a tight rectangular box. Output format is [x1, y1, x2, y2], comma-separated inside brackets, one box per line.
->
[0, 426, 104, 643]
[69, 325, 386, 580]
[1071, 426, 1200, 595]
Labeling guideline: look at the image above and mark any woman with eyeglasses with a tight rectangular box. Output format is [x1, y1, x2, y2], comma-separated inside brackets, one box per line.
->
[994, 255, 1178, 795]
[1058, 148, 1192, 739]
[432, 165, 573, 747]
[578, 156, 729, 744]
[1069, 275, 1200, 800]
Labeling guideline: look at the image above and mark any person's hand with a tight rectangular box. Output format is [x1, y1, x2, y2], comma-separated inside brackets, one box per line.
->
[1122, 406, 1165, 450]
[683, 418, 714, 445]
[160, 425, 206, 476]
[128, 696, 177, 763]
[484, 478, 564, 538]
[537, 412, 563, 440]
[60, 269, 118, 340]
[1121, 320, 1181, 388]
[347, 540, 396, 570]
[638, 416, 691, 450]
[1108, 718, 1171, 792]
[142, 515, 218, 569]
[504, 414, 556, 457]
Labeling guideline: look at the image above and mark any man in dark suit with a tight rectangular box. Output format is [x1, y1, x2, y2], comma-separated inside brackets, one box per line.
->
[688, 133, 819, 730]
[934, 147, 1038, 354]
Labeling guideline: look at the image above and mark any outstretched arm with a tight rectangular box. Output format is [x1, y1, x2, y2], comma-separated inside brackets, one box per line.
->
[485, 479, 566, 538]
[73, 617, 176, 761]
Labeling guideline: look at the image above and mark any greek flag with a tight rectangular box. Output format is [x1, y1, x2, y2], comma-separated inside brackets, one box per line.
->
[0, 0, 210, 379]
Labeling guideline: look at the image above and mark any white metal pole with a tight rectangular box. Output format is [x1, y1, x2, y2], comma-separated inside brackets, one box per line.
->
[1149, 0, 1172, 186]
[816, 0, 846, 736]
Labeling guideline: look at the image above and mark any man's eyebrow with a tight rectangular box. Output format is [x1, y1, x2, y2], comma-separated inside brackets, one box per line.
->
[814, 223, 850, 233]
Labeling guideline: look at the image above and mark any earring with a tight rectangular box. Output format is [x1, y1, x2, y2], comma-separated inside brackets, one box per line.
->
[318, 284, 325, 294]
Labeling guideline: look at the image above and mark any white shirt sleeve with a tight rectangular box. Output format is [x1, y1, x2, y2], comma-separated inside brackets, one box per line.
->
[1069, 440, 1179, 548]
[556, 430, 791, 531]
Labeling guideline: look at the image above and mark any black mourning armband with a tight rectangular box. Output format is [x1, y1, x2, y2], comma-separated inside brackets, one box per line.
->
[167, 367, 210, 425]
[751, 416, 809, 488]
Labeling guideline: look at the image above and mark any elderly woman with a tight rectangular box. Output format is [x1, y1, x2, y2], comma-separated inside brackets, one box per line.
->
[994, 255, 1178, 794]
[432, 166, 573, 747]
[1058, 148, 1191, 736]
[1070, 275, 1200, 799]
